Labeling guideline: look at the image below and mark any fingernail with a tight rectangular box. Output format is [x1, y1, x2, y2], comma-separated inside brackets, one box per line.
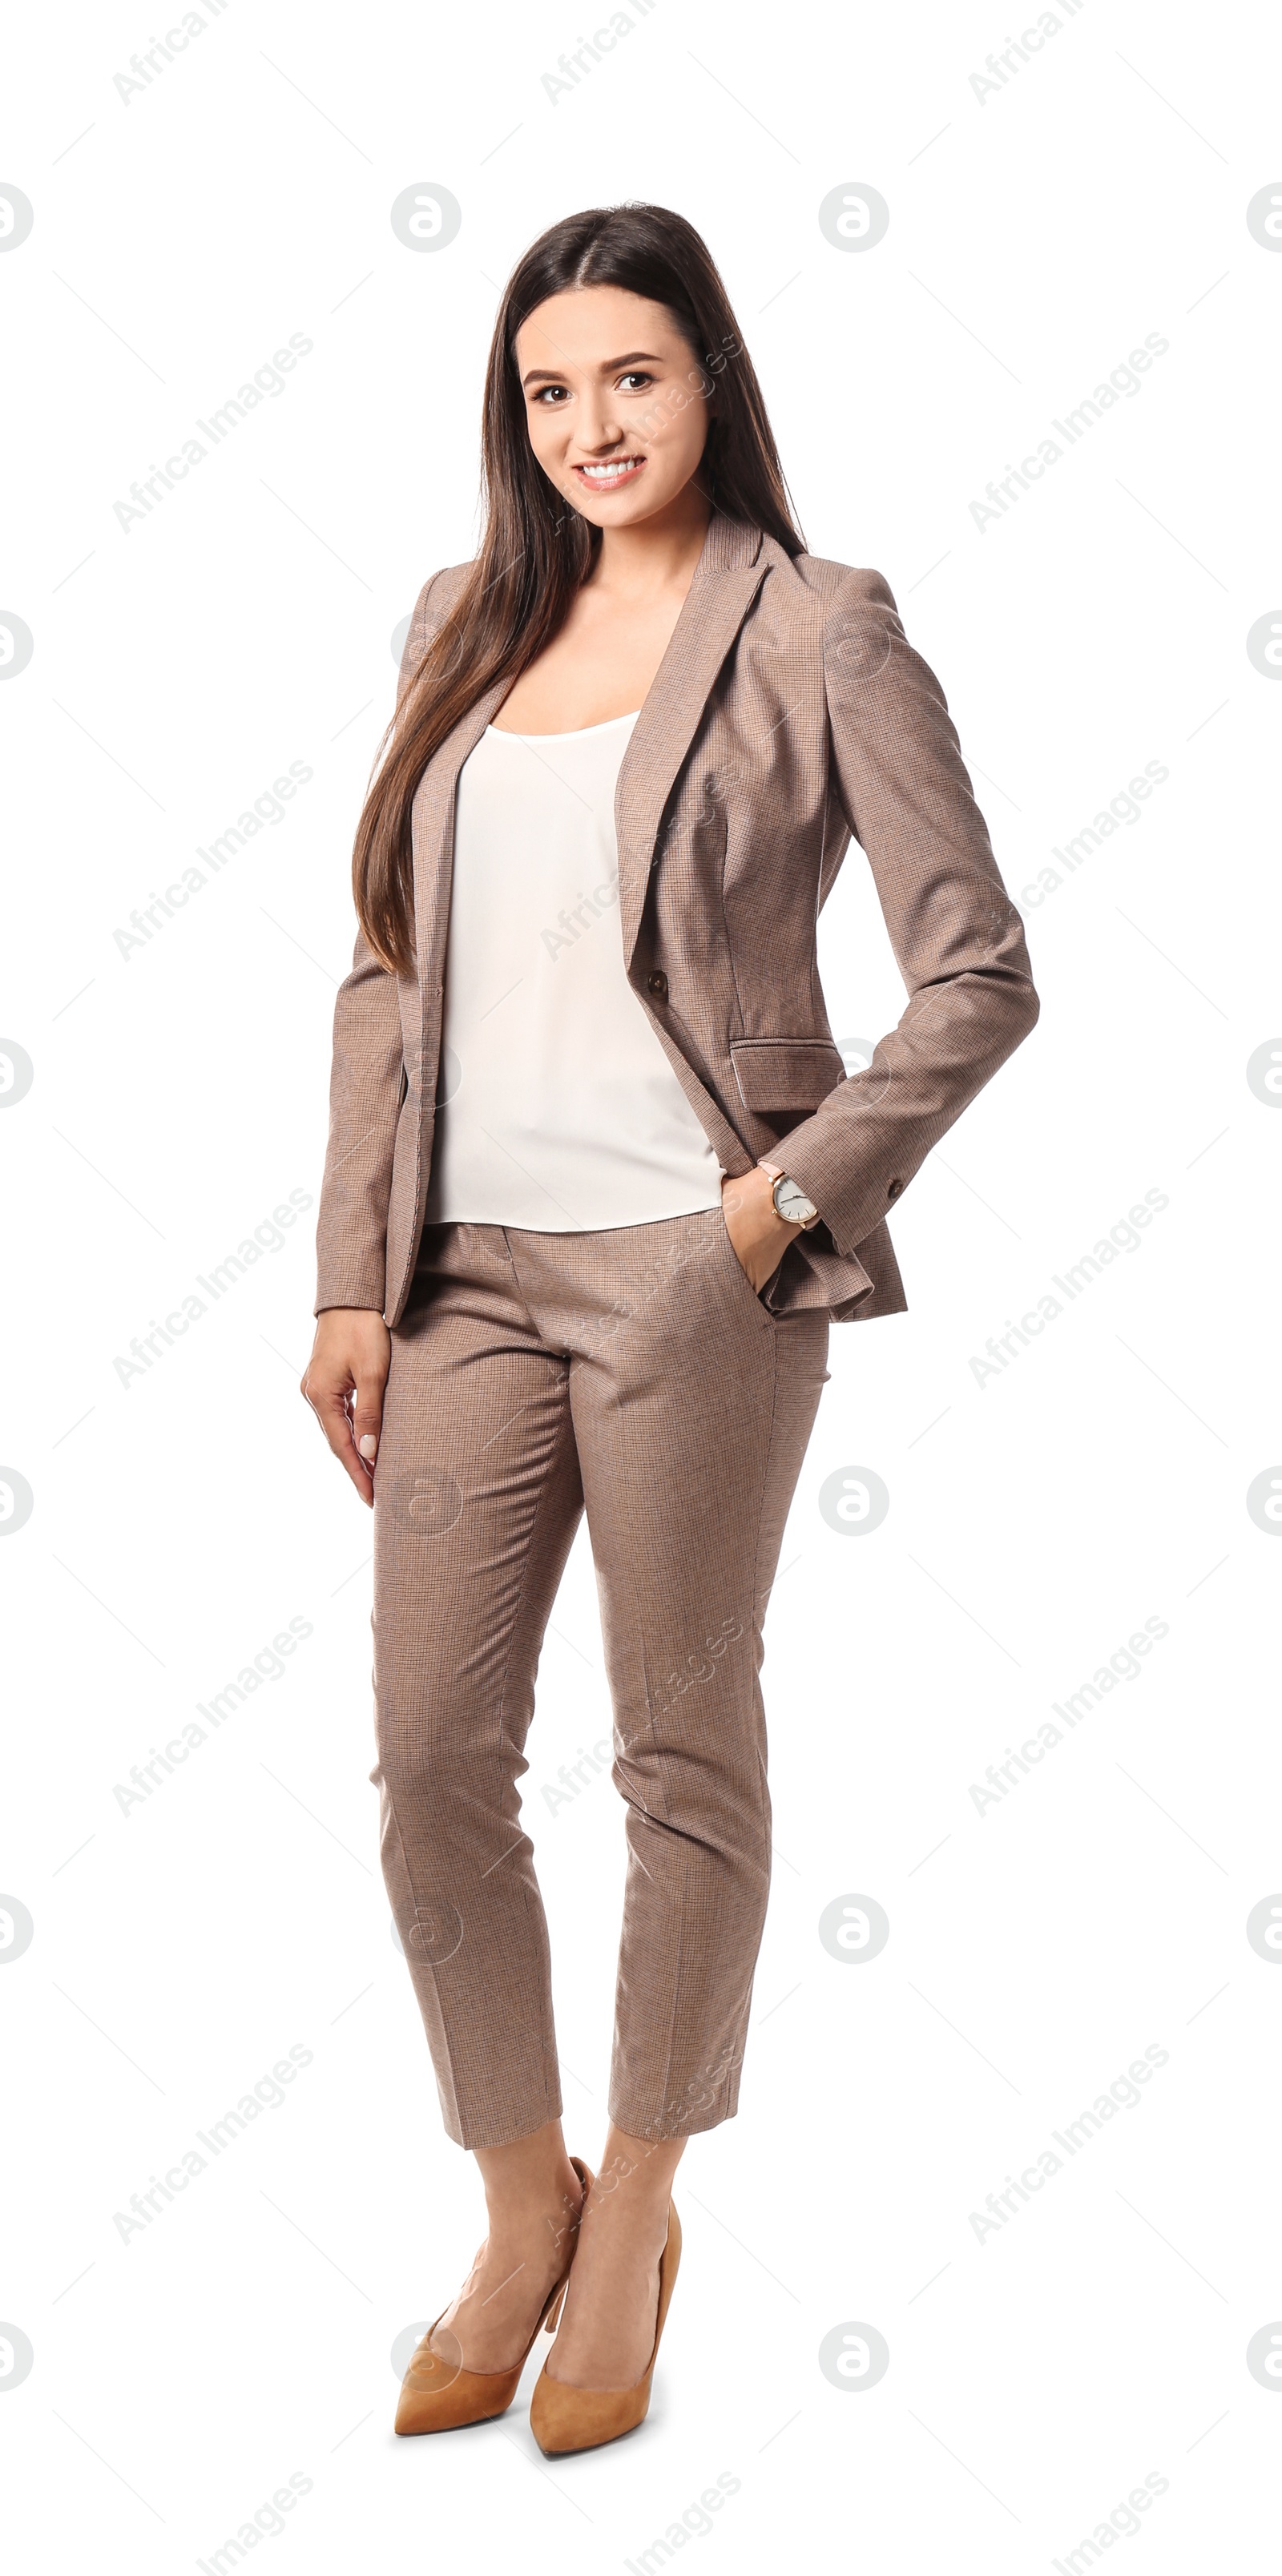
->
[358, 1435, 377, 1460]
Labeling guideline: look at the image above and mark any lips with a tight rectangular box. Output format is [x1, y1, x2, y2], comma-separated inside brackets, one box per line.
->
[572, 457, 647, 489]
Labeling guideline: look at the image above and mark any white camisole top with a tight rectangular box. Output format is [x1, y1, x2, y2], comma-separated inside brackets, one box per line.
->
[423, 710, 727, 1231]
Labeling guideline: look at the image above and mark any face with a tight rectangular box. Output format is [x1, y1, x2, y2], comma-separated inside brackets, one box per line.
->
[514, 284, 713, 529]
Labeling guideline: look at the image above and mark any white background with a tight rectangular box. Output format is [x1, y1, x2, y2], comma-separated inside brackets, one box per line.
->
[2, 0, 1280, 2568]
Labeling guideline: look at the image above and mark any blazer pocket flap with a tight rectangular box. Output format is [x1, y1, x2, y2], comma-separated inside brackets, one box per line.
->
[730, 1037, 847, 1112]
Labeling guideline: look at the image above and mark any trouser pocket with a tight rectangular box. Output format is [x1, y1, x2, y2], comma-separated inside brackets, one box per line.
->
[711, 1203, 777, 1324]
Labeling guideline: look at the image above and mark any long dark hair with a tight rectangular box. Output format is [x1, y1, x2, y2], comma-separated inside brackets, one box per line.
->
[353, 202, 804, 971]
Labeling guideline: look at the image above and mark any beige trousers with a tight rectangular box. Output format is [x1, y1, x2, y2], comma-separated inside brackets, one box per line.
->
[371, 1207, 829, 2149]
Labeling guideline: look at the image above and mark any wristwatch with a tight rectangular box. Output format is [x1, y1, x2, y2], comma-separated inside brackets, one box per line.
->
[758, 1161, 820, 1229]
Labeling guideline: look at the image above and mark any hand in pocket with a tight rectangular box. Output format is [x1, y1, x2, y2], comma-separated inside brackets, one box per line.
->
[720, 1168, 800, 1291]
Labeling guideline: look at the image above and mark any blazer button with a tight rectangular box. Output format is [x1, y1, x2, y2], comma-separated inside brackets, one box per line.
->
[887, 1177, 903, 1200]
[647, 970, 668, 1000]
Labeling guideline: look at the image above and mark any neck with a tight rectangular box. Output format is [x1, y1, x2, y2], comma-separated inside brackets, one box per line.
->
[591, 482, 713, 599]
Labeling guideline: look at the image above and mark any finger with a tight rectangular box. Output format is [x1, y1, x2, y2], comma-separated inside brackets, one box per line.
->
[304, 1369, 357, 1460]
[352, 1365, 387, 1473]
[304, 1368, 376, 1501]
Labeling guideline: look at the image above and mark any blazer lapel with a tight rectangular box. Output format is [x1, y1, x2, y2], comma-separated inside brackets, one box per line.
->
[407, 512, 768, 1037]
[407, 677, 508, 1080]
[614, 511, 766, 970]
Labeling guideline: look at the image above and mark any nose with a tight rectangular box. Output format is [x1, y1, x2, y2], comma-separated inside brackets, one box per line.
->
[573, 393, 627, 454]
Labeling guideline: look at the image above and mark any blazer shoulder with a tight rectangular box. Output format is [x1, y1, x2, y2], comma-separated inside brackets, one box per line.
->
[761, 549, 901, 651]
[788, 554, 899, 618]
[411, 557, 474, 631]
[398, 558, 475, 695]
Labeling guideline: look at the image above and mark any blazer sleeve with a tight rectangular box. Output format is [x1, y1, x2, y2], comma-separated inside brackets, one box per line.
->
[312, 569, 447, 1316]
[774, 567, 1039, 1258]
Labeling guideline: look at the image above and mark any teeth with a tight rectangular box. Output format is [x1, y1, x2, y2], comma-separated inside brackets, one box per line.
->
[580, 461, 642, 478]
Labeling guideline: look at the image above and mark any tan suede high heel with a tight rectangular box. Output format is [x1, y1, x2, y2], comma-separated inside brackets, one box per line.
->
[529, 2199, 682, 2455]
[394, 2156, 594, 2436]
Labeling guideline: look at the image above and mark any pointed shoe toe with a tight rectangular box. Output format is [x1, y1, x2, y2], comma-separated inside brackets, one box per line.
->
[530, 2199, 682, 2457]
[528, 2368, 649, 2453]
[394, 2155, 592, 2436]
[393, 2316, 548, 2436]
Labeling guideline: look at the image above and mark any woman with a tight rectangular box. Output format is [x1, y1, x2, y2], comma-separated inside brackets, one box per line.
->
[301, 202, 1038, 2456]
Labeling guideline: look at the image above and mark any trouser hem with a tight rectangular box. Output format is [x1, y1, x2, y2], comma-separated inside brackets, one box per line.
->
[443, 2094, 568, 2154]
[606, 2082, 743, 2143]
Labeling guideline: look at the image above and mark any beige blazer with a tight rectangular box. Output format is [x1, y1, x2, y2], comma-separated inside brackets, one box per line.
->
[314, 510, 1038, 1327]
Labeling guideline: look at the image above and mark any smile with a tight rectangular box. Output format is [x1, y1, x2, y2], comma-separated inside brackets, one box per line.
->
[573, 457, 647, 486]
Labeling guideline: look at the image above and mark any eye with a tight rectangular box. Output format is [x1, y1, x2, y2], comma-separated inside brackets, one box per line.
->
[532, 384, 570, 405]
[617, 371, 653, 391]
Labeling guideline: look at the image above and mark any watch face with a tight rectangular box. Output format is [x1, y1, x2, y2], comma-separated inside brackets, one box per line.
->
[775, 1177, 816, 1223]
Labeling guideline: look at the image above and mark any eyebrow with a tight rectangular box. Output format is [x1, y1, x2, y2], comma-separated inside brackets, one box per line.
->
[520, 350, 664, 386]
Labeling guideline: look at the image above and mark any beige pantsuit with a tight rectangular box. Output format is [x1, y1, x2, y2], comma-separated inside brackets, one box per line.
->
[315, 510, 1040, 2147]
[373, 1209, 828, 2149]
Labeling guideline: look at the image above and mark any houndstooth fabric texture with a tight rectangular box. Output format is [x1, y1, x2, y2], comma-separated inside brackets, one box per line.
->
[314, 510, 1039, 1327]
[372, 1207, 830, 2148]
